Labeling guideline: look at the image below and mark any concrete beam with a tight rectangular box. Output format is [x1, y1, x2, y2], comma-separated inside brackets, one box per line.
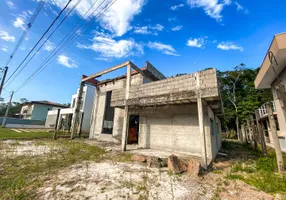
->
[82, 61, 130, 82]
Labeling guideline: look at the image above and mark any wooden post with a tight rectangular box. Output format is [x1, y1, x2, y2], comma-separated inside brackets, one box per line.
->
[241, 124, 247, 143]
[53, 109, 61, 140]
[1, 91, 14, 128]
[79, 112, 84, 137]
[266, 102, 285, 173]
[250, 115, 258, 151]
[246, 118, 252, 144]
[121, 64, 131, 152]
[71, 82, 84, 139]
[196, 72, 207, 169]
[255, 110, 267, 155]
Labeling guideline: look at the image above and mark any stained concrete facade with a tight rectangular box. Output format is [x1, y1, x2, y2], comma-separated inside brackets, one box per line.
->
[88, 62, 222, 164]
[255, 33, 286, 149]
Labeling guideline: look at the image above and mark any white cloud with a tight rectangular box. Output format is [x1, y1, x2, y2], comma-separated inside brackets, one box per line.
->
[44, 40, 55, 52]
[234, 1, 248, 14]
[186, 37, 205, 48]
[150, 24, 164, 31]
[1, 47, 8, 52]
[50, 0, 145, 36]
[133, 26, 151, 34]
[6, 0, 16, 9]
[187, 0, 231, 22]
[13, 17, 25, 30]
[168, 17, 178, 22]
[217, 42, 243, 51]
[147, 42, 180, 56]
[224, 0, 232, 5]
[171, 25, 183, 31]
[12, 10, 32, 30]
[0, 30, 15, 42]
[133, 24, 164, 35]
[170, 3, 184, 10]
[20, 46, 26, 51]
[57, 54, 78, 68]
[77, 31, 143, 60]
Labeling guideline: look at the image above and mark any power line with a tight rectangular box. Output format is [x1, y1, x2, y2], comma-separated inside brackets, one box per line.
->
[1, 0, 46, 68]
[15, 0, 117, 93]
[4, 0, 73, 85]
[5, 0, 83, 87]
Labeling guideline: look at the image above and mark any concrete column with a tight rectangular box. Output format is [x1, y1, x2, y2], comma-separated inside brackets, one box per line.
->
[122, 64, 131, 152]
[71, 82, 84, 139]
[90, 87, 100, 138]
[196, 72, 207, 169]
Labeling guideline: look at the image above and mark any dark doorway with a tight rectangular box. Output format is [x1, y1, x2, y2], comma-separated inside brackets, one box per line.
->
[102, 91, 115, 134]
[128, 115, 140, 144]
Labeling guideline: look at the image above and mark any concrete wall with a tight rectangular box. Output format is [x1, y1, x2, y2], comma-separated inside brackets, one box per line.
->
[129, 104, 221, 160]
[81, 86, 95, 133]
[89, 74, 144, 138]
[31, 104, 56, 121]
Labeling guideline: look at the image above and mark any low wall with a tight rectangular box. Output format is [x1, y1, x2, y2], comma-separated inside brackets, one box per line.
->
[0, 117, 45, 125]
[5, 124, 46, 129]
[0, 117, 46, 129]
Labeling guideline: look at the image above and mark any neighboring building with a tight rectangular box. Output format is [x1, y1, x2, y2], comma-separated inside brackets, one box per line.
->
[20, 101, 67, 121]
[255, 32, 286, 150]
[88, 61, 222, 166]
[45, 85, 95, 133]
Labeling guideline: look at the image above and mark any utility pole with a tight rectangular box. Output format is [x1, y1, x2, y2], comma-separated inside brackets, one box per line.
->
[0, 66, 8, 97]
[2, 91, 14, 128]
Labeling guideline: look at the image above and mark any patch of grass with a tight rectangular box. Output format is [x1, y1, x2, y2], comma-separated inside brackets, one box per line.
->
[109, 153, 133, 163]
[256, 157, 276, 172]
[225, 174, 244, 181]
[0, 139, 105, 199]
[0, 127, 52, 140]
[212, 170, 223, 174]
[222, 141, 286, 195]
[244, 172, 286, 194]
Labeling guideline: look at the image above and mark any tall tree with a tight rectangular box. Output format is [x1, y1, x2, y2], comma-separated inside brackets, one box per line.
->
[218, 66, 272, 136]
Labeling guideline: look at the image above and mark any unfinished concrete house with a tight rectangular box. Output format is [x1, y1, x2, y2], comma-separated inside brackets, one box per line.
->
[72, 61, 222, 167]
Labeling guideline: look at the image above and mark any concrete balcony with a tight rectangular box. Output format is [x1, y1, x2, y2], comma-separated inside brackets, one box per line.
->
[111, 69, 220, 108]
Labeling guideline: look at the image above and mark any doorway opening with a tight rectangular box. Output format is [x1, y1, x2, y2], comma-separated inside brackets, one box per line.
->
[102, 91, 115, 134]
[128, 115, 140, 144]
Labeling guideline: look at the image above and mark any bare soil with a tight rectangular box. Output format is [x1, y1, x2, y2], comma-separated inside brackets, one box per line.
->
[0, 139, 278, 200]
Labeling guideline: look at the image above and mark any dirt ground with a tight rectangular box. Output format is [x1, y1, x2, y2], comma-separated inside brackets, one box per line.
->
[0, 139, 279, 200]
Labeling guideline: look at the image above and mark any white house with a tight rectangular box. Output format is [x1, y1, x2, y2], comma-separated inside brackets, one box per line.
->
[45, 85, 95, 133]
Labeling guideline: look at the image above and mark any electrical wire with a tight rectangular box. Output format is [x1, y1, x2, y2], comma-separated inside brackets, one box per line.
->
[1, 0, 46, 68]
[4, 0, 73, 85]
[5, 0, 83, 87]
[14, 0, 118, 93]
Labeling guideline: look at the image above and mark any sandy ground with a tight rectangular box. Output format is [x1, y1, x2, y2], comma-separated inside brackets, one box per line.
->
[37, 161, 215, 200]
[0, 140, 60, 158]
[0, 140, 276, 200]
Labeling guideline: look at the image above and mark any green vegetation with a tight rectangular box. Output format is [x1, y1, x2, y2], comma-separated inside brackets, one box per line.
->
[223, 141, 286, 195]
[0, 139, 106, 199]
[218, 67, 272, 135]
[0, 127, 52, 140]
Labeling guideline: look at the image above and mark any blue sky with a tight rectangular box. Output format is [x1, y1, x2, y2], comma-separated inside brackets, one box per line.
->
[0, 0, 286, 104]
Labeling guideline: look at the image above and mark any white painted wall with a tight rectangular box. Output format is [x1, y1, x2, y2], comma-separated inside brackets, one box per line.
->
[45, 85, 95, 133]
